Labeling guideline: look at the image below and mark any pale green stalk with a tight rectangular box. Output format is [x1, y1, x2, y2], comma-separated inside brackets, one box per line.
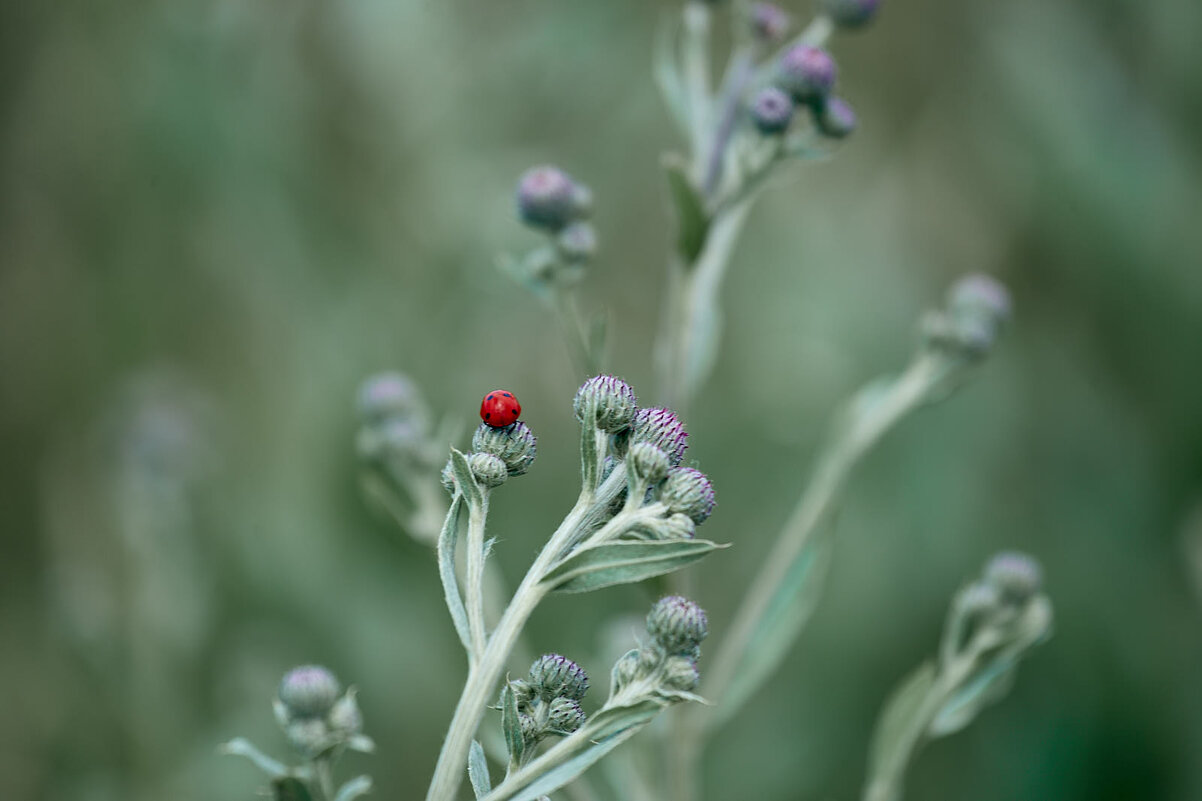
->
[466, 493, 491, 661]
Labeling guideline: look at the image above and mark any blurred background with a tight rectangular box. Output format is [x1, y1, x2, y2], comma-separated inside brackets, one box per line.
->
[3, 0, 1201, 799]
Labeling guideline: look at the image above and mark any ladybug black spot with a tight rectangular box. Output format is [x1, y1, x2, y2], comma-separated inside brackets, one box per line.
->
[484, 412, 491, 419]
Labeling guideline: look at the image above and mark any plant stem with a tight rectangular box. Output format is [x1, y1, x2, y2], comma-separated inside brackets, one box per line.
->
[466, 492, 491, 661]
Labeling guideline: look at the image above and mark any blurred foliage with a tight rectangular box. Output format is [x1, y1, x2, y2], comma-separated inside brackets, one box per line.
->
[2, 0, 1201, 800]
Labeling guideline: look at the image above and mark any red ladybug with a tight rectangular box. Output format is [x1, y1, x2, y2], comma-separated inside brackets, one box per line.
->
[480, 390, 521, 428]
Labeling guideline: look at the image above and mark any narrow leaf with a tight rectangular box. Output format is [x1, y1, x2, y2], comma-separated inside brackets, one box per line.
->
[450, 448, 484, 509]
[714, 527, 835, 724]
[220, 737, 288, 778]
[867, 661, 938, 782]
[332, 776, 373, 801]
[469, 740, 492, 799]
[501, 684, 525, 767]
[653, 14, 691, 137]
[437, 494, 473, 655]
[662, 154, 710, 264]
[542, 539, 727, 594]
[929, 659, 1016, 737]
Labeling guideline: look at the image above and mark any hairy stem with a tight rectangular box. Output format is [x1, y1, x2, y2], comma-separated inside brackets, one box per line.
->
[466, 492, 491, 661]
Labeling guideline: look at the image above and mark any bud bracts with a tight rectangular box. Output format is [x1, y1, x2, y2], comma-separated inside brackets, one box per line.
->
[472, 421, 538, 476]
[660, 467, 716, 525]
[278, 665, 342, 719]
[647, 596, 709, 655]
[631, 407, 688, 466]
[528, 654, 590, 701]
[574, 375, 638, 433]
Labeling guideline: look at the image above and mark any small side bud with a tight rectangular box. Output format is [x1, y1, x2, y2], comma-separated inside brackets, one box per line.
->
[948, 273, 1012, 326]
[984, 552, 1043, 604]
[958, 581, 1002, 620]
[628, 442, 671, 485]
[528, 654, 590, 701]
[647, 596, 709, 655]
[555, 221, 598, 263]
[278, 666, 342, 719]
[749, 3, 790, 44]
[661, 512, 697, 540]
[660, 467, 716, 525]
[775, 45, 837, 103]
[822, 0, 881, 29]
[574, 375, 638, 433]
[467, 452, 508, 489]
[750, 87, 796, 135]
[328, 690, 364, 735]
[631, 407, 688, 466]
[516, 166, 589, 231]
[472, 421, 538, 476]
[661, 655, 701, 691]
[440, 457, 456, 494]
[546, 697, 587, 734]
[613, 650, 640, 690]
[815, 96, 857, 139]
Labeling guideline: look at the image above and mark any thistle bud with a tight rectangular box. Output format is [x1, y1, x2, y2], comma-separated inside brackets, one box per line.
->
[574, 375, 638, 433]
[569, 183, 593, 219]
[546, 698, 587, 734]
[662, 655, 701, 691]
[613, 650, 640, 689]
[357, 371, 421, 424]
[662, 512, 697, 541]
[516, 166, 588, 231]
[467, 452, 508, 489]
[816, 96, 857, 139]
[948, 273, 1012, 326]
[556, 221, 598, 263]
[775, 45, 837, 103]
[628, 442, 671, 485]
[750, 87, 796, 135]
[520, 713, 540, 743]
[472, 421, 538, 476]
[528, 654, 590, 701]
[822, 0, 881, 28]
[285, 718, 332, 757]
[440, 457, 456, 494]
[328, 690, 364, 735]
[749, 3, 790, 43]
[959, 581, 1002, 620]
[984, 552, 1043, 604]
[631, 407, 688, 466]
[647, 596, 708, 654]
[278, 666, 341, 719]
[660, 468, 716, 525]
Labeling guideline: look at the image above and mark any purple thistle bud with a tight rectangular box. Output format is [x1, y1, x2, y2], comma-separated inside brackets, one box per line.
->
[660, 467, 716, 525]
[776, 45, 837, 103]
[278, 665, 342, 719]
[631, 407, 688, 466]
[948, 274, 1012, 324]
[816, 96, 857, 139]
[528, 653, 590, 701]
[516, 166, 587, 231]
[646, 596, 708, 654]
[574, 375, 638, 433]
[472, 421, 538, 476]
[823, 0, 881, 29]
[546, 697, 587, 734]
[750, 87, 796, 135]
[749, 3, 790, 43]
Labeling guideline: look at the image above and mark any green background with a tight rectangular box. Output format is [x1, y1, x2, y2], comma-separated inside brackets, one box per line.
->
[3, 0, 1201, 799]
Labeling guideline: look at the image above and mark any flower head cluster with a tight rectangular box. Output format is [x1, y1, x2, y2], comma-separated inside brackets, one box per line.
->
[761, 43, 856, 141]
[922, 273, 1012, 359]
[355, 371, 436, 467]
[509, 654, 589, 748]
[515, 166, 597, 270]
[611, 597, 709, 702]
[274, 665, 369, 758]
[945, 551, 1050, 659]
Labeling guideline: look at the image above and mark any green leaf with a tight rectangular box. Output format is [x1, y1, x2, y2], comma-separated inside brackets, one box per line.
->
[714, 526, 835, 725]
[272, 778, 314, 801]
[469, 740, 492, 799]
[662, 154, 710, 264]
[929, 659, 1016, 737]
[450, 448, 484, 509]
[653, 14, 690, 138]
[501, 684, 525, 767]
[542, 539, 728, 594]
[437, 494, 473, 655]
[867, 661, 938, 783]
[220, 737, 288, 778]
[332, 776, 373, 801]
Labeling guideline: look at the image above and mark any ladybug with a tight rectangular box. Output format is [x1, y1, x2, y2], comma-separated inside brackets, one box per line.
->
[480, 390, 521, 428]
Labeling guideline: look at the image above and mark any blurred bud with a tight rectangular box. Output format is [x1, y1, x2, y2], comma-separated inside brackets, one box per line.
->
[547, 698, 587, 734]
[631, 407, 688, 466]
[529, 654, 590, 701]
[959, 581, 1002, 620]
[750, 87, 796, 135]
[815, 96, 857, 139]
[662, 655, 701, 691]
[749, 3, 790, 43]
[278, 666, 341, 719]
[984, 552, 1043, 604]
[628, 442, 671, 485]
[440, 457, 456, 495]
[328, 690, 364, 735]
[948, 273, 1012, 325]
[662, 512, 697, 540]
[569, 183, 593, 219]
[775, 45, 837, 103]
[357, 372, 421, 424]
[472, 421, 538, 476]
[285, 718, 332, 757]
[467, 452, 508, 489]
[647, 596, 708, 654]
[660, 467, 716, 525]
[574, 375, 638, 433]
[613, 650, 641, 689]
[555, 221, 598, 263]
[823, 0, 881, 28]
[517, 166, 589, 231]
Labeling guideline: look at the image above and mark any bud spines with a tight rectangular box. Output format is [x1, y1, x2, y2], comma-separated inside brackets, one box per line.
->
[647, 595, 709, 655]
[660, 467, 717, 524]
[507, 654, 591, 754]
[574, 375, 638, 433]
[610, 597, 710, 704]
[472, 421, 539, 476]
[631, 407, 689, 466]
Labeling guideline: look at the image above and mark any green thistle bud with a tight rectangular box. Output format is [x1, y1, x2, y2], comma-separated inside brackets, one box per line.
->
[631, 407, 688, 466]
[467, 452, 508, 489]
[472, 421, 538, 476]
[440, 457, 456, 495]
[520, 712, 540, 743]
[528, 654, 589, 701]
[278, 665, 341, 719]
[949, 273, 1012, 326]
[328, 690, 364, 735]
[984, 551, 1043, 604]
[556, 221, 597, 263]
[285, 718, 332, 757]
[660, 467, 716, 524]
[959, 581, 1002, 619]
[546, 698, 587, 734]
[574, 375, 638, 433]
[628, 442, 671, 485]
[661, 655, 701, 691]
[661, 512, 697, 541]
[647, 596, 708, 654]
[613, 650, 641, 690]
